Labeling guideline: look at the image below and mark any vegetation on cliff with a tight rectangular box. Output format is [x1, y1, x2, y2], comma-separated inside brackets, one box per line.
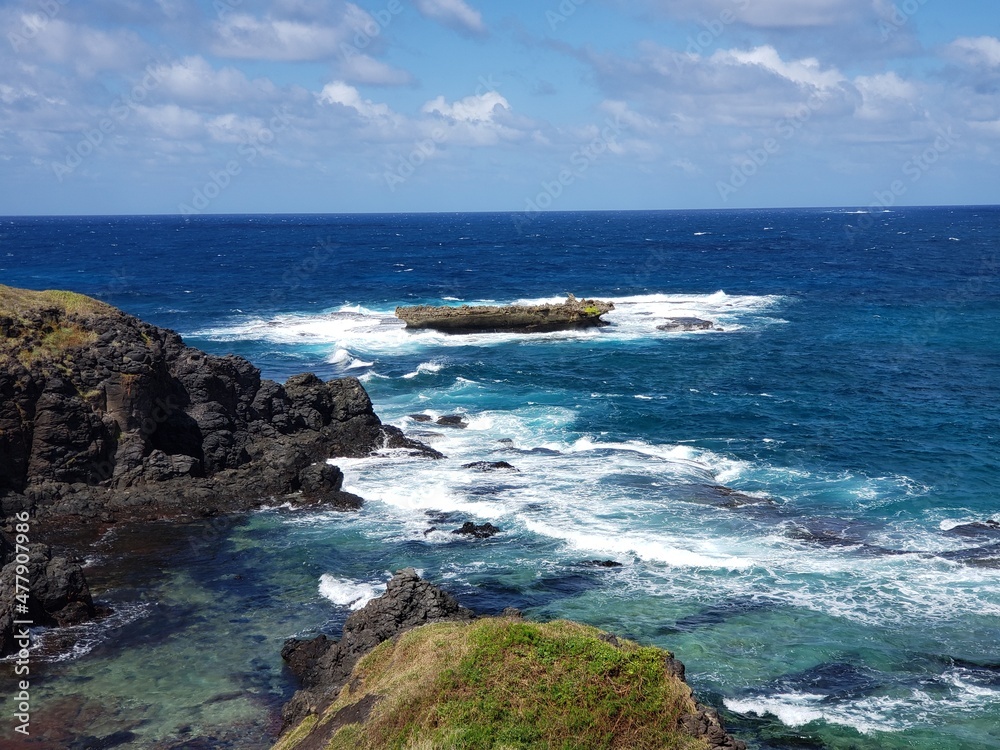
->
[277, 615, 729, 750]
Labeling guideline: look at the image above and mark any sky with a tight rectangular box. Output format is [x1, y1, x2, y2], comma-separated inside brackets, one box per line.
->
[1, 0, 998, 215]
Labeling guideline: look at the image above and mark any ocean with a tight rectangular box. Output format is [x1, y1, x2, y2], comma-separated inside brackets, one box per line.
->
[1, 208, 998, 749]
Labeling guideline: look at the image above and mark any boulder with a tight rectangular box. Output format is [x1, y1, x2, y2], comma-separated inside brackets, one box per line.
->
[461, 461, 519, 472]
[452, 521, 501, 539]
[657, 317, 714, 331]
[0, 540, 97, 656]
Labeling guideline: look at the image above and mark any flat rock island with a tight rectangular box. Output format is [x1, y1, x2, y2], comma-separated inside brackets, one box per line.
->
[395, 294, 615, 333]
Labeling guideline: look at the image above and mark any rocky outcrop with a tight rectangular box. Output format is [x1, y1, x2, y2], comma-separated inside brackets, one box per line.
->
[396, 293, 614, 333]
[0, 285, 438, 526]
[0, 285, 439, 655]
[657, 317, 715, 331]
[451, 521, 501, 538]
[280, 568, 476, 728]
[277, 570, 745, 750]
[0, 538, 97, 655]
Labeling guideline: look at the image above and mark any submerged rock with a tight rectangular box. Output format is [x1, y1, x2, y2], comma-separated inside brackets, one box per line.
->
[657, 317, 715, 331]
[452, 521, 501, 538]
[461, 460, 519, 472]
[395, 293, 615, 334]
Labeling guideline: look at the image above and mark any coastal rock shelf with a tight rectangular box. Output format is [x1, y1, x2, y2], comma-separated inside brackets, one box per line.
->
[395, 294, 615, 333]
[0, 284, 438, 656]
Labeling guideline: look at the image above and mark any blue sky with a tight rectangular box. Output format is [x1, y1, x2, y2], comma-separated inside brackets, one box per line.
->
[1, 0, 998, 214]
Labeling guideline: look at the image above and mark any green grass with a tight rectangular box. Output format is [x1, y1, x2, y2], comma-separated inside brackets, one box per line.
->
[0, 284, 111, 317]
[277, 618, 709, 750]
[0, 284, 111, 366]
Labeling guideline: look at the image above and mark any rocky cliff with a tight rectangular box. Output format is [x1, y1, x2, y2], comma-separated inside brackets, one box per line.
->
[0, 285, 438, 656]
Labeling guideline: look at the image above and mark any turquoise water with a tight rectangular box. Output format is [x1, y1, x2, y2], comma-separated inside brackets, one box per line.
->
[1, 208, 998, 748]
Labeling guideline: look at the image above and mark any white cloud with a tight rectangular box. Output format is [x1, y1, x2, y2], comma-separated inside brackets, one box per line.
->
[946, 36, 1000, 69]
[414, 0, 486, 35]
[642, 0, 869, 28]
[211, 13, 350, 60]
[132, 104, 204, 139]
[12, 16, 148, 76]
[151, 56, 279, 104]
[422, 91, 509, 122]
[317, 81, 395, 120]
[714, 46, 845, 91]
[338, 53, 414, 86]
[853, 72, 919, 122]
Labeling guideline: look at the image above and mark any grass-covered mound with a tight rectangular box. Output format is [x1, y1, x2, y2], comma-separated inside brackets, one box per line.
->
[0, 284, 113, 367]
[275, 617, 710, 750]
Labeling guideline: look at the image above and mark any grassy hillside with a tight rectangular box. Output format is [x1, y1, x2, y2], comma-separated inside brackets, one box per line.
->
[275, 617, 710, 750]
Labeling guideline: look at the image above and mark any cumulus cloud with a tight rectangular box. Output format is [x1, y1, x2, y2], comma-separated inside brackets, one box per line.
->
[421, 91, 509, 122]
[945, 36, 1000, 69]
[414, 0, 486, 35]
[317, 81, 396, 120]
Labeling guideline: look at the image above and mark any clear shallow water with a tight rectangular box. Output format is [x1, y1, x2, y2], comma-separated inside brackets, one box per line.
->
[1, 209, 999, 748]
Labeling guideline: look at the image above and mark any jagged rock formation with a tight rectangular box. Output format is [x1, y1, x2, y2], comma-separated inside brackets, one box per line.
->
[0, 285, 439, 655]
[396, 293, 615, 333]
[280, 568, 476, 728]
[0, 285, 437, 525]
[0, 538, 96, 656]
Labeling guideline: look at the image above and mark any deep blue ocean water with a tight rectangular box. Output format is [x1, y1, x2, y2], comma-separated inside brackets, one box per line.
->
[1, 208, 998, 749]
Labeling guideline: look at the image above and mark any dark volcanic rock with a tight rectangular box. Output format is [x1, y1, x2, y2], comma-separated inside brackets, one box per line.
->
[0, 539, 97, 655]
[280, 568, 475, 727]
[435, 415, 468, 428]
[408, 413, 433, 422]
[452, 521, 501, 538]
[657, 317, 714, 332]
[0, 285, 439, 527]
[461, 460, 519, 472]
[580, 559, 623, 568]
[0, 285, 440, 654]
